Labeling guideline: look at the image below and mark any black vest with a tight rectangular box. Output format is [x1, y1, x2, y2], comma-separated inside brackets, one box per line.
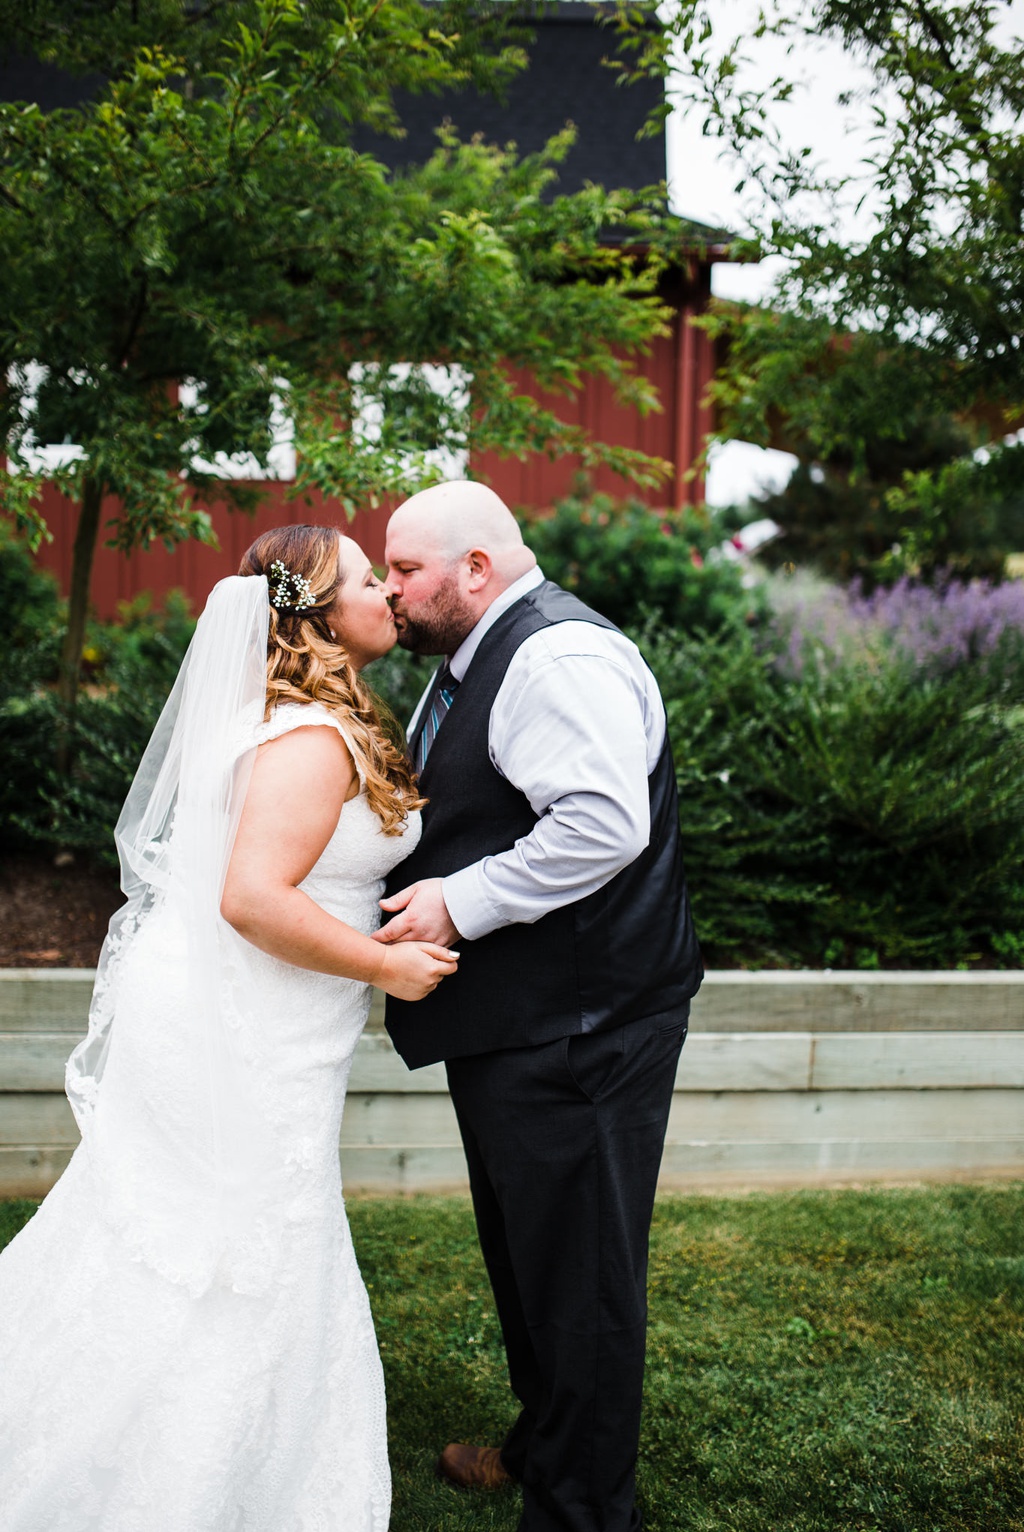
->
[384, 582, 702, 1068]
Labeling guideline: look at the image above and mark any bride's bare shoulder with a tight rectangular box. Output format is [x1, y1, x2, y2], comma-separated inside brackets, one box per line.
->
[252, 703, 358, 793]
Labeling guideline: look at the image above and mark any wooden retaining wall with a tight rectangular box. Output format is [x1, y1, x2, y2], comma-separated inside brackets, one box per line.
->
[1, 970, 1022, 1197]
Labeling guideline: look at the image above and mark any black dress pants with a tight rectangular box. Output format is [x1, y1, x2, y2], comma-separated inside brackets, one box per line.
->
[445, 1008, 688, 1532]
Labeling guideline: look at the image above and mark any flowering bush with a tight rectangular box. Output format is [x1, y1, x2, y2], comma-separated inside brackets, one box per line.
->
[772, 571, 1024, 691]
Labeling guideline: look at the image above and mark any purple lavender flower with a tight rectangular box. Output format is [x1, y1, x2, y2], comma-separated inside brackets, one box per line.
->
[852, 576, 1024, 670]
[771, 572, 1024, 677]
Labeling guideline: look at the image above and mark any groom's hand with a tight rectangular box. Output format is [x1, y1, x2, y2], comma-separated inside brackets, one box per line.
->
[375, 879, 460, 948]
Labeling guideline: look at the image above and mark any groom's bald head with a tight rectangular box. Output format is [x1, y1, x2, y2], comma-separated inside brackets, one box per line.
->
[384, 481, 536, 656]
[388, 480, 532, 573]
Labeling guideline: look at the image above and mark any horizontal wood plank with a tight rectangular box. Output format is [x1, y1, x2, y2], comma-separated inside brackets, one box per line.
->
[9, 1028, 1024, 1094]
[0, 1146, 74, 1199]
[679, 1032, 1024, 1091]
[9, 1084, 1022, 1156]
[677, 1033, 812, 1091]
[365, 990, 386, 1033]
[3, 1138, 1020, 1199]
[3, 972, 1023, 1194]
[809, 1031, 1024, 1090]
[339, 1145, 470, 1193]
[0, 1094, 78, 1146]
[340, 1091, 461, 1147]
[691, 972, 1024, 1032]
[659, 1136, 1024, 1182]
[290, 1113, 1024, 1191]
[0, 1029, 446, 1094]
[665, 1088, 1024, 1143]
[4, 969, 1024, 1034]
[0, 1033, 74, 1091]
[0, 972, 93, 1031]
[349, 1035, 448, 1093]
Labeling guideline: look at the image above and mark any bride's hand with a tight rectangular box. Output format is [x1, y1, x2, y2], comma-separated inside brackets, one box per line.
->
[375, 941, 459, 1002]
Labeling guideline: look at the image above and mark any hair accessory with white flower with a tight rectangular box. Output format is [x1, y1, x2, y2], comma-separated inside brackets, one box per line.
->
[268, 559, 316, 612]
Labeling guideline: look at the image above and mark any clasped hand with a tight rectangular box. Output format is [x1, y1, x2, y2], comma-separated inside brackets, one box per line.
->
[375, 878, 461, 948]
[371, 879, 461, 1002]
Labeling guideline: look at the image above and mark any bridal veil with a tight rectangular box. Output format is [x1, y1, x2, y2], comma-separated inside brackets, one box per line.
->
[64, 574, 288, 1296]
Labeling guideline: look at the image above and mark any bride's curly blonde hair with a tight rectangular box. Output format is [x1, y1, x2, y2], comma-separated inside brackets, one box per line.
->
[239, 525, 424, 836]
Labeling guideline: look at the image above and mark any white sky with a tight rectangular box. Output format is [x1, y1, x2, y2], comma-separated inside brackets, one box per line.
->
[664, 0, 1024, 506]
[665, 1, 875, 504]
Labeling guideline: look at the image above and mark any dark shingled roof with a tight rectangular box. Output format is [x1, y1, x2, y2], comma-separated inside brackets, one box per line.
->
[352, 2, 666, 195]
[0, 52, 101, 111]
[352, 3, 734, 252]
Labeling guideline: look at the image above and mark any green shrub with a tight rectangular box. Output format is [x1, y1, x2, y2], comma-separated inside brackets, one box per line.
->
[365, 645, 436, 731]
[0, 522, 64, 849]
[0, 523, 200, 860]
[84, 590, 197, 690]
[0, 517, 63, 656]
[3, 593, 197, 863]
[518, 491, 763, 634]
[642, 621, 1024, 966]
[2, 590, 434, 864]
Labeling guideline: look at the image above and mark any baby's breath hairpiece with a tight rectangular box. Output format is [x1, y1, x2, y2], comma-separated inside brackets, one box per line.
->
[268, 559, 316, 612]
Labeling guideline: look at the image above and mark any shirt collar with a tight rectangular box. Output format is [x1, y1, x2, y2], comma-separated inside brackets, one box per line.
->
[448, 565, 544, 682]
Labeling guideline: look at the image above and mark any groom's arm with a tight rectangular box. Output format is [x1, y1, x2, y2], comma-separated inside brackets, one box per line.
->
[377, 627, 660, 945]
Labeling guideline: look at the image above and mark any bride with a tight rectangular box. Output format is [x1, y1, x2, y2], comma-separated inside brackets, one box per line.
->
[0, 524, 458, 1530]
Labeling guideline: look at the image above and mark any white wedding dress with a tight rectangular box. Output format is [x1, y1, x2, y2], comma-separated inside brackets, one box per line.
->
[0, 703, 420, 1531]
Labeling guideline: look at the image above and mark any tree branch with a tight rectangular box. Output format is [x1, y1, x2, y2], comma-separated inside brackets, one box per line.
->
[116, 272, 150, 369]
[0, 181, 32, 217]
[911, 1, 989, 147]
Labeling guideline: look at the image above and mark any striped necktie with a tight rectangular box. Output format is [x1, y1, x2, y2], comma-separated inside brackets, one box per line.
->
[415, 666, 460, 774]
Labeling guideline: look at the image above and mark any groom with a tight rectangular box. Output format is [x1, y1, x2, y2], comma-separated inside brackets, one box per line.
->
[375, 480, 702, 1532]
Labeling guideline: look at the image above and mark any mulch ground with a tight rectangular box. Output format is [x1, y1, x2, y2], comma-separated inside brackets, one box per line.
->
[0, 851, 122, 967]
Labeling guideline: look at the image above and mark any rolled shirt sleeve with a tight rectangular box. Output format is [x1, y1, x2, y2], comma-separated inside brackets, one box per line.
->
[440, 623, 665, 942]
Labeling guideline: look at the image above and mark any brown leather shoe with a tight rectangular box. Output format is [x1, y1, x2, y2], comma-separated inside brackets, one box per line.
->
[436, 1442, 514, 1490]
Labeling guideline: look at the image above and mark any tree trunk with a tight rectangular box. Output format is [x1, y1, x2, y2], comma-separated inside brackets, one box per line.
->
[56, 474, 104, 777]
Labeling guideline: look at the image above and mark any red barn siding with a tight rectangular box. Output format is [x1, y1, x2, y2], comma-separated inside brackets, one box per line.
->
[25, 281, 717, 620]
[474, 330, 676, 510]
[475, 305, 713, 515]
[32, 480, 392, 621]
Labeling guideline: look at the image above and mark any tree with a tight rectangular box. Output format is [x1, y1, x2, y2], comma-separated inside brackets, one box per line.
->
[656, 0, 1024, 578]
[701, 303, 1024, 582]
[0, 0, 674, 729]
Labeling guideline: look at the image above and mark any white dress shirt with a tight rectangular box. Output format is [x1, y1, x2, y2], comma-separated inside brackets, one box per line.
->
[407, 567, 668, 942]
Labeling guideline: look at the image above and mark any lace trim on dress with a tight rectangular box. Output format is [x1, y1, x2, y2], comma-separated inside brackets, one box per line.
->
[252, 702, 367, 785]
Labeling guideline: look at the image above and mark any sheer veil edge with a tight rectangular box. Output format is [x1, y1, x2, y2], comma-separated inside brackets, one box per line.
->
[65, 575, 288, 1296]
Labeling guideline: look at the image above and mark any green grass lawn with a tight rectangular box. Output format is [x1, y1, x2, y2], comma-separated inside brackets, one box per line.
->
[2, 1184, 1022, 1531]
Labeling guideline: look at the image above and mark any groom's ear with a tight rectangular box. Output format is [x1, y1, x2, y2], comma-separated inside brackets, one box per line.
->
[464, 547, 492, 592]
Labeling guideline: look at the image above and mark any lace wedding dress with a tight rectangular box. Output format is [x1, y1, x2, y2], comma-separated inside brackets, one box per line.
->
[0, 702, 421, 1532]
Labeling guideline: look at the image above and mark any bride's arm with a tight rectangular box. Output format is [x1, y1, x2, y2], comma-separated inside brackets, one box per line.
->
[221, 725, 457, 1000]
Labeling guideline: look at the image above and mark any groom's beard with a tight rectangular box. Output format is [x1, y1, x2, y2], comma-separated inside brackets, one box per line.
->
[393, 573, 475, 657]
